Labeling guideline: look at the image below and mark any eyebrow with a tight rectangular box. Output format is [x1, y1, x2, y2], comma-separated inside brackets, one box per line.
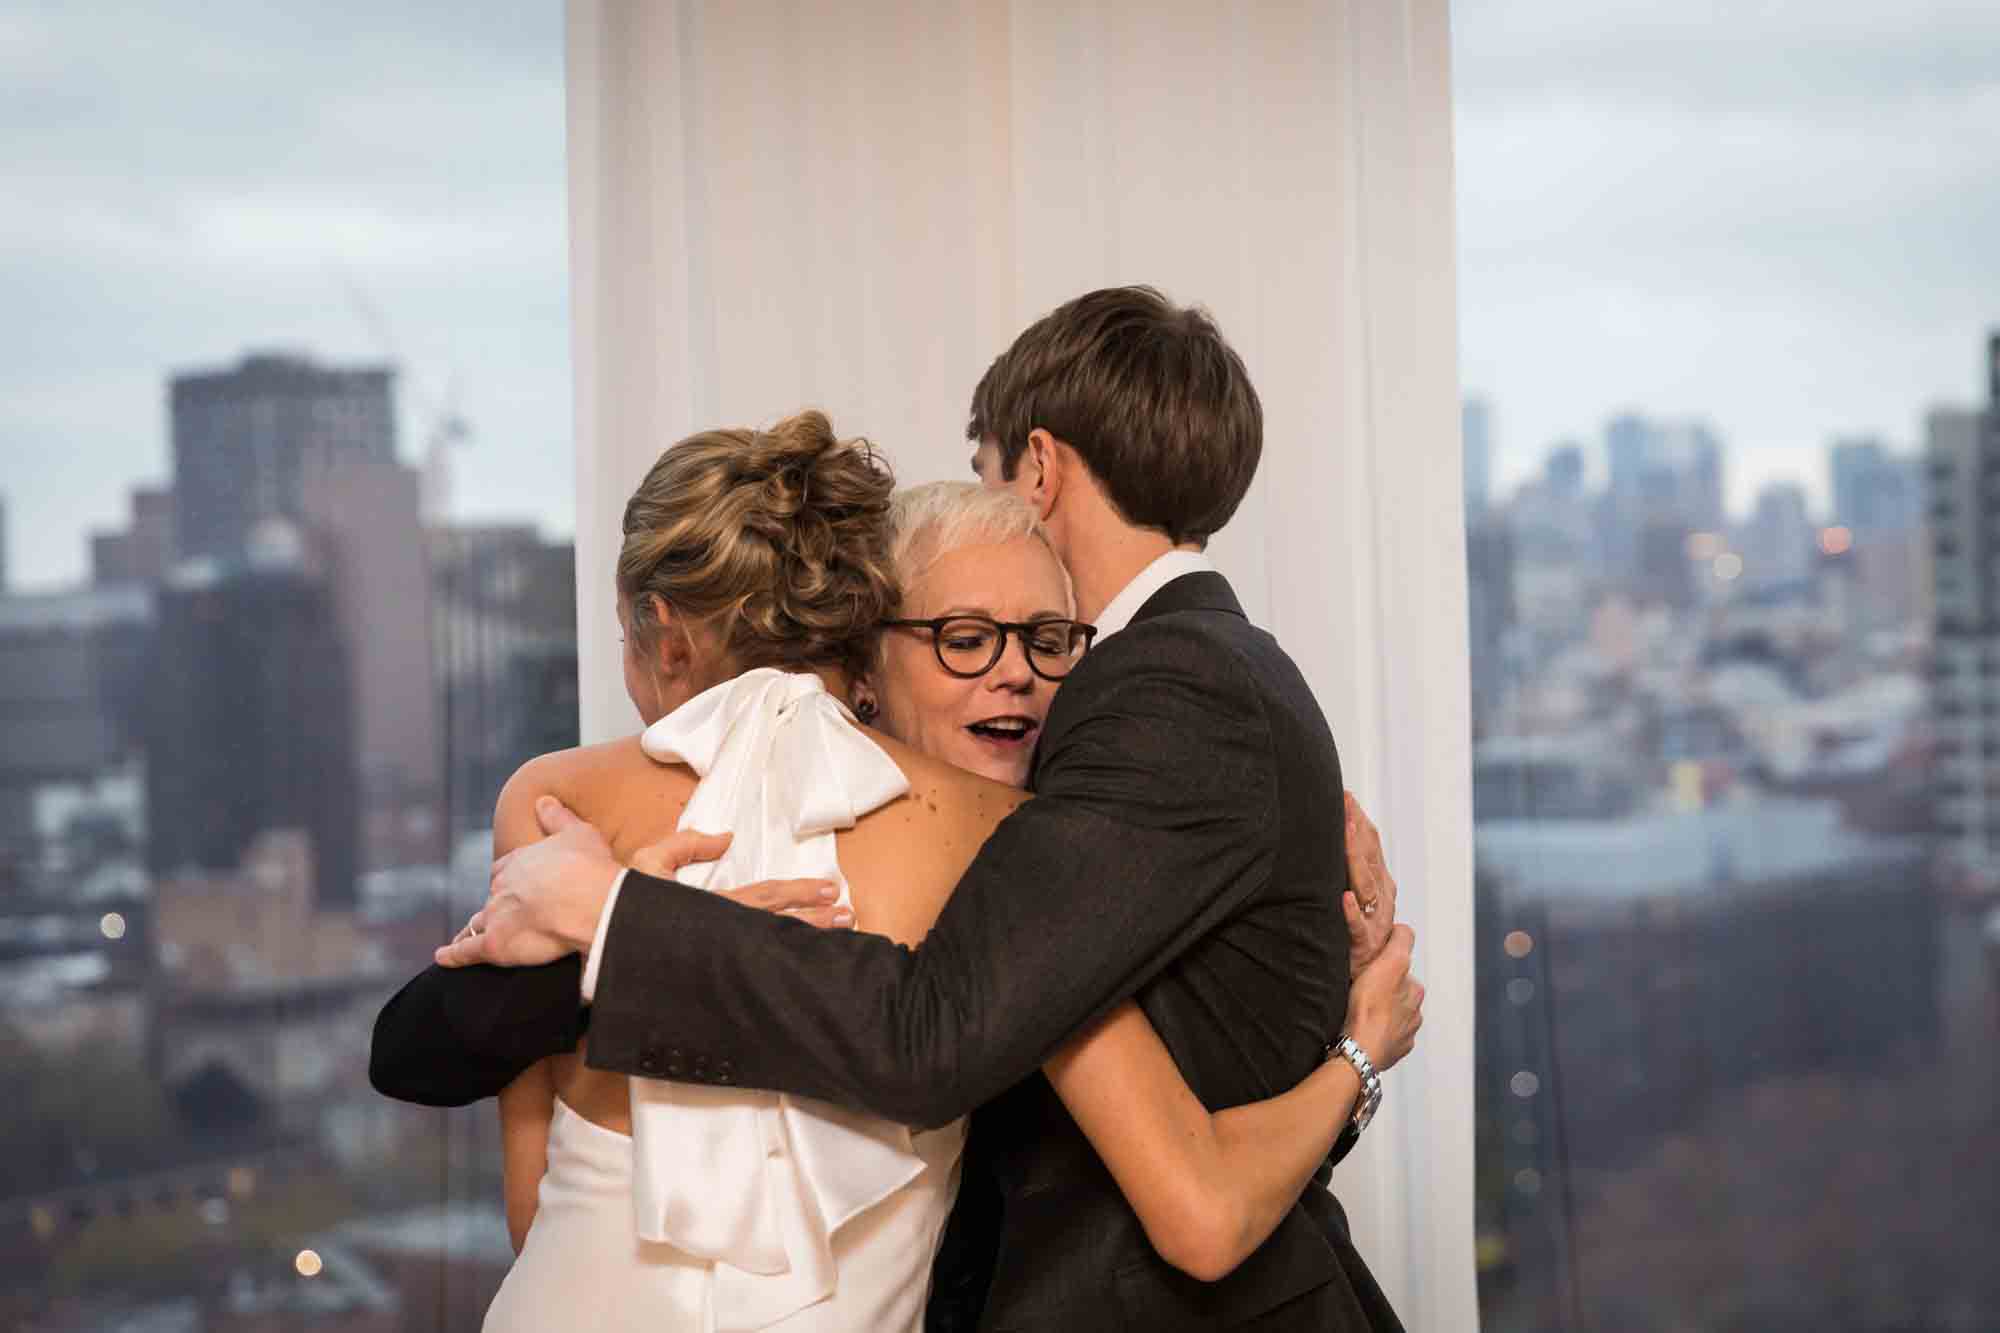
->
[933, 605, 1071, 622]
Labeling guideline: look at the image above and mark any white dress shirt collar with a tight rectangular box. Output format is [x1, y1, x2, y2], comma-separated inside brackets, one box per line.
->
[1090, 549, 1215, 644]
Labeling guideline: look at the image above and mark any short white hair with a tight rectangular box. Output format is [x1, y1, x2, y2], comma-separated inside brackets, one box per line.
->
[888, 481, 1072, 614]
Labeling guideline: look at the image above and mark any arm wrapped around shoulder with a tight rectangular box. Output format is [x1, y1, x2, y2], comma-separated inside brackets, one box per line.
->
[585, 619, 1278, 1127]
[369, 958, 587, 1107]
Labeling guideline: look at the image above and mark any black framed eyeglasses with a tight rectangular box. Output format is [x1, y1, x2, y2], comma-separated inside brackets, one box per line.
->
[882, 615, 1097, 681]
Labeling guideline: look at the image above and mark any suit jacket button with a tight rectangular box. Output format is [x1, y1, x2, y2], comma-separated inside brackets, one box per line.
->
[665, 1059, 685, 1077]
[639, 1049, 663, 1075]
[717, 1061, 735, 1085]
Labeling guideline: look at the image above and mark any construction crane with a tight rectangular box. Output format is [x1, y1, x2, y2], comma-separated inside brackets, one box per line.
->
[332, 263, 474, 527]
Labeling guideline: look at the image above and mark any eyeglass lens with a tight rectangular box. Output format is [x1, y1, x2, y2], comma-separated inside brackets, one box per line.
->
[935, 618, 1086, 678]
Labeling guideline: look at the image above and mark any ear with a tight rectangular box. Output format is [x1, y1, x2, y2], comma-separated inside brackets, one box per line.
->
[1023, 428, 1063, 521]
[848, 672, 881, 723]
[644, 594, 695, 680]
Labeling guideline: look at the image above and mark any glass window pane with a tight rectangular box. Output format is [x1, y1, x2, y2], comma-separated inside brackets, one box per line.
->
[1456, 5, 2000, 1327]
[0, 6, 574, 1326]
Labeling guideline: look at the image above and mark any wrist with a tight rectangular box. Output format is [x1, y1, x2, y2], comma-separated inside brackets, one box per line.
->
[1346, 1023, 1387, 1073]
[1327, 1033, 1383, 1136]
[559, 864, 625, 952]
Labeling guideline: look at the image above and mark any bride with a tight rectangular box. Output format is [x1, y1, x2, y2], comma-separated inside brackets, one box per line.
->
[465, 413, 1421, 1331]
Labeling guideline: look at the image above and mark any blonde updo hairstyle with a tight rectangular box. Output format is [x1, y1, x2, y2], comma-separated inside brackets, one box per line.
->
[617, 410, 899, 683]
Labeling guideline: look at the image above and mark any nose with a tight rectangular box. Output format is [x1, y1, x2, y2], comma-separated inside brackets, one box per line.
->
[986, 629, 1036, 692]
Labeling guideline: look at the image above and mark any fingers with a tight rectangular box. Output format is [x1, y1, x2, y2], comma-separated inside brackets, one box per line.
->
[1344, 792, 1389, 917]
[435, 930, 489, 968]
[716, 877, 839, 916]
[1388, 922, 1416, 959]
[630, 830, 733, 880]
[781, 905, 857, 931]
[436, 909, 489, 967]
[535, 794, 583, 835]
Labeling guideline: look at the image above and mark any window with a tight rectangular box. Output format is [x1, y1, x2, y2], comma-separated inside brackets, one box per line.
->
[1455, 4, 1999, 1326]
[1, 6, 574, 1326]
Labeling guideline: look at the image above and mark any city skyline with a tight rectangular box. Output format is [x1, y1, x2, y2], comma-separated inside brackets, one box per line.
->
[5, 3, 1999, 587]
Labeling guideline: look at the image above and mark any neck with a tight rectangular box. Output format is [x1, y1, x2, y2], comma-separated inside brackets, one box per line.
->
[1062, 520, 1199, 625]
[807, 662, 855, 699]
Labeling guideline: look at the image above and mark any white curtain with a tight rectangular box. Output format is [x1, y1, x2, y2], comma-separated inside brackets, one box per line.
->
[564, 2, 1474, 1326]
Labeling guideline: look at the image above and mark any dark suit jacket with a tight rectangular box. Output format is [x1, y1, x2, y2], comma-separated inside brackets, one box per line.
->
[372, 571, 1399, 1331]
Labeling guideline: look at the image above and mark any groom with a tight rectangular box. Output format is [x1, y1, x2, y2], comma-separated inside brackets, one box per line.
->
[378, 287, 1408, 1330]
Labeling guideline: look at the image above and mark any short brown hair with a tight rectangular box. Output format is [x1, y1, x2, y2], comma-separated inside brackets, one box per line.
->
[618, 410, 898, 679]
[966, 286, 1261, 544]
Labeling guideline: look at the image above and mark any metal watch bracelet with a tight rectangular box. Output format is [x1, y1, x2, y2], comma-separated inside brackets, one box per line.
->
[1329, 1033, 1384, 1136]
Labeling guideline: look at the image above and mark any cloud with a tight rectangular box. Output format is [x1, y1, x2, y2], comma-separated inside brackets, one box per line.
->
[1452, 0, 2000, 115]
[0, 1, 573, 588]
[1452, 0, 2000, 512]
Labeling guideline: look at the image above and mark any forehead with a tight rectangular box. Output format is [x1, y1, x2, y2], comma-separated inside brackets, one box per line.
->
[907, 536, 1069, 617]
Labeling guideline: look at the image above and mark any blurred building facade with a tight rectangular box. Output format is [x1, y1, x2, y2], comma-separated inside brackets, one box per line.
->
[90, 488, 179, 588]
[169, 353, 396, 564]
[430, 524, 580, 838]
[1927, 333, 2000, 882]
[147, 550, 361, 912]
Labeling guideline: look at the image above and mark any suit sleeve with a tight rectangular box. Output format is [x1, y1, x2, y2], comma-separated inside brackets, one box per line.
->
[369, 957, 587, 1107]
[585, 623, 1276, 1126]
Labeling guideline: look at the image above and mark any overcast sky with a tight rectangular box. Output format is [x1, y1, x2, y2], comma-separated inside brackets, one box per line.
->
[1453, 0, 2000, 508]
[0, 1, 571, 589]
[2, 2, 1996, 588]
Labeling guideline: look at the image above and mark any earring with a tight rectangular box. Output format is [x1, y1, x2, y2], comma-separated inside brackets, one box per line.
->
[854, 695, 879, 722]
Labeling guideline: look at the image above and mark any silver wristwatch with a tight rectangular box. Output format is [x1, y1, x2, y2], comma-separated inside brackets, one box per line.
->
[1331, 1034, 1383, 1136]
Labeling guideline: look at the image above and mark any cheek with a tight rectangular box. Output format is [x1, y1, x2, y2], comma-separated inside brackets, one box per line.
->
[888, 653, 976, 742]
[913, 667, 977, 736]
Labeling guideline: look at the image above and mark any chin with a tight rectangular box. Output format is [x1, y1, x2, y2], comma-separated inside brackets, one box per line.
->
[961, 749, 1030, 790]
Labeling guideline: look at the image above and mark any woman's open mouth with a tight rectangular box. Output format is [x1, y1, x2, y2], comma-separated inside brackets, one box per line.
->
[965, 715, 1038, 747]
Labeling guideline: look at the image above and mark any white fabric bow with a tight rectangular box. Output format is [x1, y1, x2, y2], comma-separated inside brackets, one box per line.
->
[629, 668, 918, 1330]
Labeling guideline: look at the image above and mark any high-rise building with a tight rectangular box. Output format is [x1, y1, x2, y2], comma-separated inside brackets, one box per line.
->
[146, 538, 360, 910]
[1545, 442, 1585, 500]
[303, 458, 443, 869]
[1465, 513, 1516, 734]
[430, 525, 578, 834]
[169, 353, 395, 563]
[1463, 398, 1494, 516]
[1599, 414, 1729, 585]
[1680, 424, 1726, 533]
[0, 585, 155, 848]
[90, 487, 178, 586]
[1604, 413, 1657, 504]
[1740, 482, 1815, 589]
[1926, 331, 2000, 880]
[1831, 437, 1922, 537]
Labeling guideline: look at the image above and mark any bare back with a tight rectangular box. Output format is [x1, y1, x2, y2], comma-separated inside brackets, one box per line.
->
[496, 723, 1027, 1132]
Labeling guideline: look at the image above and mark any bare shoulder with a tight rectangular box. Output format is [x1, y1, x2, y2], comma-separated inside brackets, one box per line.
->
[494, 737, 695, 858]
[498, 737, 649, 812]
[862, 727, 1030, 838]
[837, 727, 1029, 947]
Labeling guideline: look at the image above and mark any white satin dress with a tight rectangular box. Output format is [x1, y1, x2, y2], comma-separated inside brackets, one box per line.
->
[484, 670, 966, 1333]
